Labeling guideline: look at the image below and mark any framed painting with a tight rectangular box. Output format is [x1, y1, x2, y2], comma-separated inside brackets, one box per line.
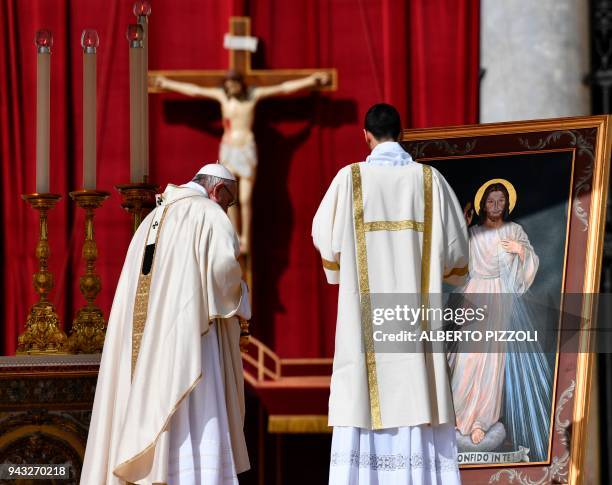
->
[400, 115, 611, 484]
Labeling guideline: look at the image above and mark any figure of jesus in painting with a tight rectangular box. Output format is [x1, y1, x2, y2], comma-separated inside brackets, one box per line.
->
[153, 70, 330, 254]
[448, 179, 553, 462]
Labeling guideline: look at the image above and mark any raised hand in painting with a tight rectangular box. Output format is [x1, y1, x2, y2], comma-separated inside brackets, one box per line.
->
[463, 201, 474, 226]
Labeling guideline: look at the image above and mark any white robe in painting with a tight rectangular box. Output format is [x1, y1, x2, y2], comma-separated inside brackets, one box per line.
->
[81, 183, 251, 485]
[447, 221, 551, 461]
[448, 222, 539, 437]
[312, 142, 469, 484]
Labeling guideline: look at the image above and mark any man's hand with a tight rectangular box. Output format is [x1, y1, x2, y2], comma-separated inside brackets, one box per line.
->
[150, 75, 167, 89]
[312, 71, 330, 86]
[239, 318, 250, 353]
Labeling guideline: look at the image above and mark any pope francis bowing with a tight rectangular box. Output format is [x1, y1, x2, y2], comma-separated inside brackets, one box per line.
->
[81, 164, 251, 484]
[313, 104, 469, 484]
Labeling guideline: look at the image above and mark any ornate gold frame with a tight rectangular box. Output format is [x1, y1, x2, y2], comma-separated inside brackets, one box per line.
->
[401, 115, 612, 485]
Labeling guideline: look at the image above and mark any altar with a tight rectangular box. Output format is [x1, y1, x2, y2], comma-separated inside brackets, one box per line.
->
[0, 354, 99, 483]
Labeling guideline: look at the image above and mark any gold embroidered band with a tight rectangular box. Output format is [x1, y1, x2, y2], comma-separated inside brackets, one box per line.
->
[364, 220, 424, 233]
[420, 165, 433, 330]
[351, 163, 382, 430]
[321, 258, 340, 271]
[131, 207, 168, 378]
[444, 264, 468, 278]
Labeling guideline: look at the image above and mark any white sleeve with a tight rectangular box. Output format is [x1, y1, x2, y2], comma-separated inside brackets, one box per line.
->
[433, 169, 469, 286]
[312, 170, 348, 284]
[204, 210, 251, 319]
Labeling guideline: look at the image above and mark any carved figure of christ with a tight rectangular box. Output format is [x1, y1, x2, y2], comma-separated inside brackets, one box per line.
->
[149, 17, 336, 254]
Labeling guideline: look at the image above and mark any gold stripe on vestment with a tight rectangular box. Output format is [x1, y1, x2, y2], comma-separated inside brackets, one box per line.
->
[351, 163, 382, 430]
[131, 207, 168, 378]
[420, 165, 433, 330]
[444, 264, 468, 278]
[321, 257, 340, 271]
[364, 220, 424, 232]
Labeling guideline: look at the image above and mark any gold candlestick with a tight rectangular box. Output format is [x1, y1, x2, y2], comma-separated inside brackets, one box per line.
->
[17, 193, 67, 354]
[115, 182, 159, 233]
[67, 190, 110, 353]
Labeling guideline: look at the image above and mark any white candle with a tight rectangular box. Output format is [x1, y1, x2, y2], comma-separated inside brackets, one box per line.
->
[81, 30, 99, 190]
[127, 24, 144, 183]
[35, 30, 52, 193]
[134, 1, 151, 182]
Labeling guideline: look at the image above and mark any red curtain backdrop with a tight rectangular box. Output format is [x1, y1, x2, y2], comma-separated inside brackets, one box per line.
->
[0, 0, 479, 357]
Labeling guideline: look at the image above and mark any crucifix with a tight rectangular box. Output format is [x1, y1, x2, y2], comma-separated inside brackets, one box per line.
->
[149, 16, 337, 256]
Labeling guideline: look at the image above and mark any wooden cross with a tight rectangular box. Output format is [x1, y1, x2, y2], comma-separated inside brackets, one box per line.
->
[148, 16, 337, 93]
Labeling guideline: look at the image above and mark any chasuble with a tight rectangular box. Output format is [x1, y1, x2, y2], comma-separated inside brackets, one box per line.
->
[81, 185, 250, 484]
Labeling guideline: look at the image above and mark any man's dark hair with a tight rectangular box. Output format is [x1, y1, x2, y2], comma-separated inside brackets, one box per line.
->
[364, 103, 401, 140]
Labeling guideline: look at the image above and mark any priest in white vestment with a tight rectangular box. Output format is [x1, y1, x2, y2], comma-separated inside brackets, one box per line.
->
[312, 104, 469, 484]
[81, 164, 251, 485]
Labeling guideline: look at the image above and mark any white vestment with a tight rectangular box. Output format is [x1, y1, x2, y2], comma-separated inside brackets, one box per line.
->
[81, 184, 250, 484]
[312, 142, 469, 484]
